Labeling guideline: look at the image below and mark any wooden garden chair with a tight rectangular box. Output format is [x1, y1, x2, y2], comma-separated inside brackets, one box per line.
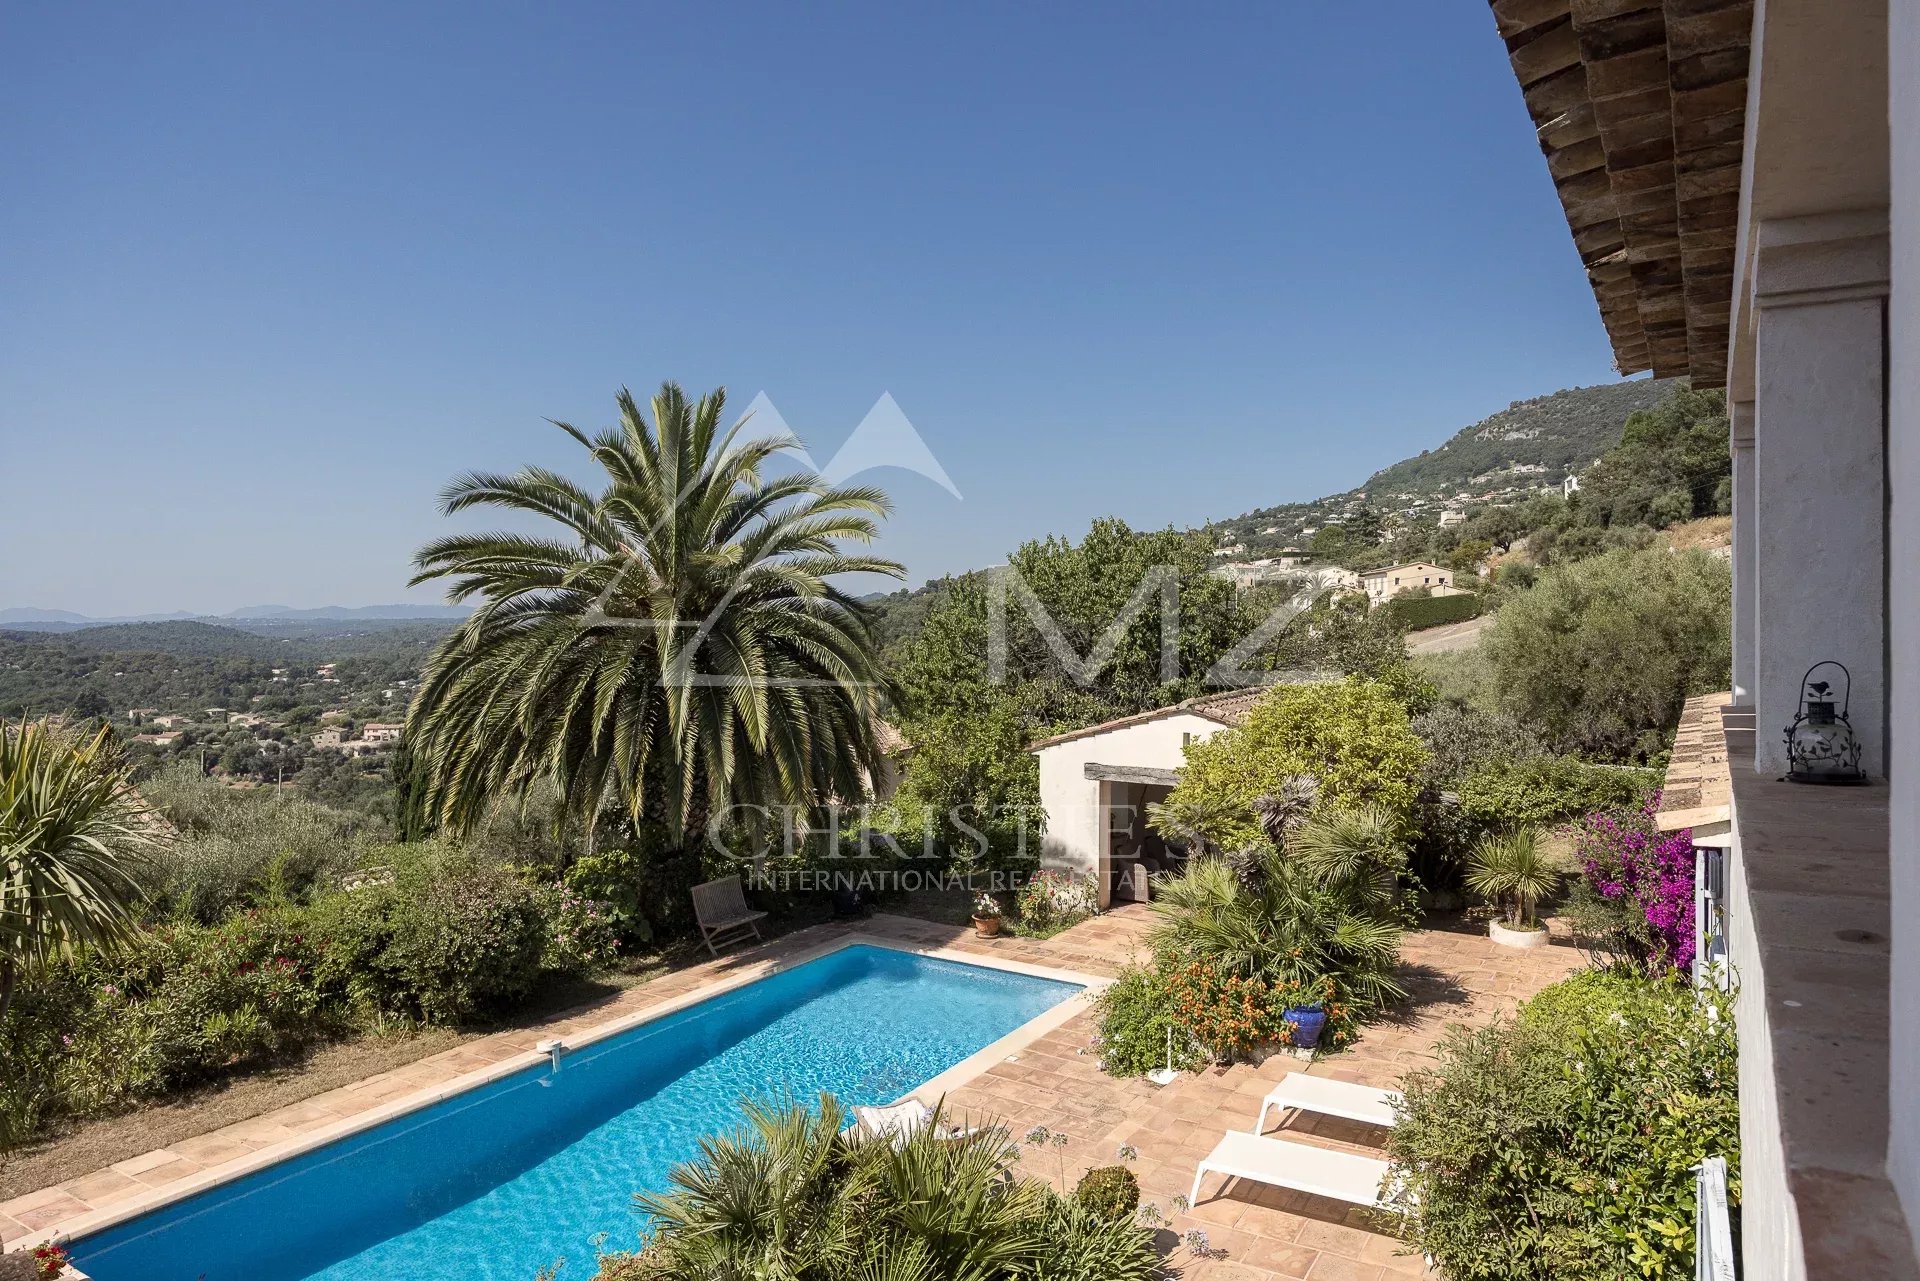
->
[691, 875, 769, 957]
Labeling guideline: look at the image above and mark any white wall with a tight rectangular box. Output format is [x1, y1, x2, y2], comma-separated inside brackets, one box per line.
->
[1749, 218, 1890, 776]
[1727, 817, 1807, 1281]
[1034, 712, 1227, 903]
[1886, 0, 1920, 1247]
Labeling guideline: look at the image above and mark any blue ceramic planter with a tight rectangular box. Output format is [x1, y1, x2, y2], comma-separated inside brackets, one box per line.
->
[1285, 1006, 1328, 1050]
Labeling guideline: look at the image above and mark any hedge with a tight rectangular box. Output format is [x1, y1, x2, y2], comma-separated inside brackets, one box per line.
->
[1386, 592, 1483, 631]
[1456, 755, 1661, 829]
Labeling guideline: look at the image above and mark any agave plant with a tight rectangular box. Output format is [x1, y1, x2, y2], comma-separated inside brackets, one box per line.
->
[1465, 828, 1560, 929]
[0, 719, 157, 1024]
[404, 383, 903, 844]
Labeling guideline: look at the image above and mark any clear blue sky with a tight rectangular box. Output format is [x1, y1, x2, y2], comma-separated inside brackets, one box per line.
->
[0, 2, 1628, 617]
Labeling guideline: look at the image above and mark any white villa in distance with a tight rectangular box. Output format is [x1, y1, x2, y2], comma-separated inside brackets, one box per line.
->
[1358, 560, 1457, 605]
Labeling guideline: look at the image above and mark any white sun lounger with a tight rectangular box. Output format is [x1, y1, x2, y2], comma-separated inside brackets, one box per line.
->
[1257, 1074, 1401, 1134]
[1189, 1131, 1391, 1209]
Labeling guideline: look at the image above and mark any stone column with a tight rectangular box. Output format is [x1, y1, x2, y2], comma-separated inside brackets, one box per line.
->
[1751, 213, 1891, 776]
[1731, 401, 1758, 707]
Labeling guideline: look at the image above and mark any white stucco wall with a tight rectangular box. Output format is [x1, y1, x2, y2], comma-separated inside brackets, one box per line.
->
[1033, 711, 1228, 902]
[1727, 813, 1807, 1281]
[1886, 0, 1920, 1248]
[1731, 403, 1757, 706]
[1749, 221, 1890, 776]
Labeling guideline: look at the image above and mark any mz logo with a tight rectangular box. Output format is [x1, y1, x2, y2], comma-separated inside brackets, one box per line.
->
[986, 565, 1328, 692]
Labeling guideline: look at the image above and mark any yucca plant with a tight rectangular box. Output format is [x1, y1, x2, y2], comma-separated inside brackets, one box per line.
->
[0, 718, 157, 1024]
[1466, 828, 1561, 929]
[404, 382, 903, 846]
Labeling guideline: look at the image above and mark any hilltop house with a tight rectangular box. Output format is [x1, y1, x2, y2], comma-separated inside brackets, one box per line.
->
[1029, 688, 1264, 908]
[1358, 561, 1456, 605]
[1490, 0, 1917, 1274]
[361, 723, 404, 745]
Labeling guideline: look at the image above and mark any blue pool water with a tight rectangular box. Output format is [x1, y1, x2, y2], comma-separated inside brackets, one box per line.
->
[70, 944, 1081, 1281]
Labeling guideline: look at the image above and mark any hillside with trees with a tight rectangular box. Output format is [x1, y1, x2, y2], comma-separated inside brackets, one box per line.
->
[1208, 379, 1677, 558]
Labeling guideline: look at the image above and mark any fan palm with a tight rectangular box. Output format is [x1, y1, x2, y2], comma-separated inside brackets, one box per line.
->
[405, 382, 904, 843]
[633, 1095, 1049, 1279]
[0, 719, 156, 1024]
[1144, 792, 1241, 857]
[1149, 806, 1411, 1011]
[1466, 828, 1561, 928]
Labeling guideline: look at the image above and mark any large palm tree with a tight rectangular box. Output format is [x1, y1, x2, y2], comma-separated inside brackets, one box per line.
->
[0, 719, 156, 1024]
[405, 383, 903, 844]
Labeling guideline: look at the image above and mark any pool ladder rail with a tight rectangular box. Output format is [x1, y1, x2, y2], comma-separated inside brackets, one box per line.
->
[535, 1038, 568, 1083]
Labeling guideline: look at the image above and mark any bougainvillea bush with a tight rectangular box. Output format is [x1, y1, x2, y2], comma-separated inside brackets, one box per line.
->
[1566, 793, 1696, 972]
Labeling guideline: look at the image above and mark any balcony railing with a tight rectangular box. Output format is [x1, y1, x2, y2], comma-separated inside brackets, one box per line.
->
[1696, 1156, 1738, 1281]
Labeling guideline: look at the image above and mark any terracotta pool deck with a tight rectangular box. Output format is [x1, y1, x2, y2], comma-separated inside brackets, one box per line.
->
[2, 906, 1584, 1280]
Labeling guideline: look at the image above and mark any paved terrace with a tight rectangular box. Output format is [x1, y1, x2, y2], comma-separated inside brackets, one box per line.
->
[3, 908, 1583, 1280]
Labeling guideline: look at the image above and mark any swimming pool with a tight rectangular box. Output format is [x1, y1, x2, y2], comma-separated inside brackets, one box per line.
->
[68, 942, 1084, 1281]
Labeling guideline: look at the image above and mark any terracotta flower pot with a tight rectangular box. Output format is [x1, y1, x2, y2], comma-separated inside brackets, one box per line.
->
[1489, 919, 1550, 949]
[972, 915, 1003, 938]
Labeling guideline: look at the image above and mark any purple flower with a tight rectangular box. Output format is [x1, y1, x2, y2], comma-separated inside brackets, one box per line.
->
[1572, 795, 1695, 972]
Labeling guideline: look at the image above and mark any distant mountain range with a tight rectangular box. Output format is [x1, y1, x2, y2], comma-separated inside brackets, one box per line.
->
[0, 604, 471, 632]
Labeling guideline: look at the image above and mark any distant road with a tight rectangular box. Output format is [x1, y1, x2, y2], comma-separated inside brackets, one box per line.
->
[1405, 614, 1490, 655]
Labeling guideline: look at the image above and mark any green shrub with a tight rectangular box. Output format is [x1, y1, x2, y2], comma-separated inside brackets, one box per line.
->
[1483, 546, 1731, 760]
[314, 859, 549, 1023]
[1457, 755, 1659, 829]
[2, 854, 602, 1153]
[1015, 870, 1097, 935]
[1091, 964, 1200, 1077]
[1385, 969, 1738, 1280]
[1, 906, 333, 1141]
[1464, 829, 1560, 929]
[1024, 1195, 1162, 1280]
[142, 765, 365, 922]
[1385, 592, 1482, 631]
[563, 827, 716, 945]
[1101, 807, 1411, 1075]
[535, 882, 622, 974]
[562, 847, 656, 946]
[1164, 678, 1429, 848]
[1074, 1165, 1140, 1219]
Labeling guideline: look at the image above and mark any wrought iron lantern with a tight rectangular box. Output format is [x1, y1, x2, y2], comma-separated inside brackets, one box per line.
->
[1784, 661, 1867, 784]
